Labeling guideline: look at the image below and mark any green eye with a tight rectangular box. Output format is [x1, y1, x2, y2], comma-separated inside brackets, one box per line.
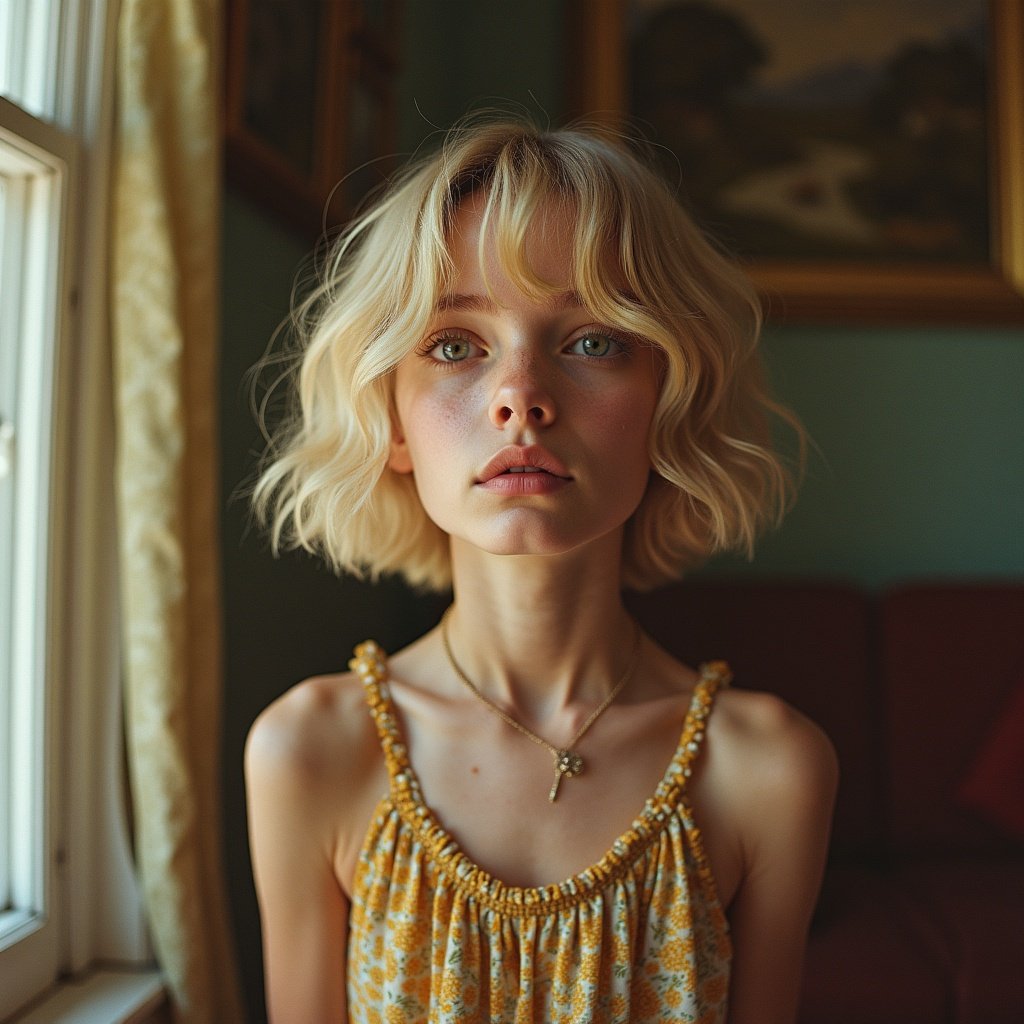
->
[438, 338, 473, 361]
[573, 333, 619, 357]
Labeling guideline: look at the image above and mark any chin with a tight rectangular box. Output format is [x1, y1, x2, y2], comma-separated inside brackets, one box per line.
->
[452, 519, 630, 564]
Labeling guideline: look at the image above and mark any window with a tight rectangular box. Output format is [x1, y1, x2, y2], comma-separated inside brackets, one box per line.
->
[0, 97, 70, 1016]
[0, 2, 151, 1018]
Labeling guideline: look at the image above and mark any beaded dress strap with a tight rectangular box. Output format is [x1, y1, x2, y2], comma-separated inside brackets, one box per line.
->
[670, 660, 732, 784]
[349, 640, 410, 785]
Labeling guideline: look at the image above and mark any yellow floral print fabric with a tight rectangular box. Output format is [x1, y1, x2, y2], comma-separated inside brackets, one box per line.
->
[347, 641, 733, 1024]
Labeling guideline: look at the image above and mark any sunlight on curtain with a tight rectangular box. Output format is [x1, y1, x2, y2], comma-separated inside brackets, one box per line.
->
[112, 0, 243, 1019]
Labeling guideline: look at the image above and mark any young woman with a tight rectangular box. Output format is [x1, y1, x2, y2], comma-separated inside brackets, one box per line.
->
[246, 117, 838, 1024]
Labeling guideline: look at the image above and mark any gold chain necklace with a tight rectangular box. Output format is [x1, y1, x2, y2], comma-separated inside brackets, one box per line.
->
[440, 609, 643, 802]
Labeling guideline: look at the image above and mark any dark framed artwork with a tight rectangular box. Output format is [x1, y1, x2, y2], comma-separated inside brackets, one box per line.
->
[569, 0, 1024, 323]
[224, 0, 401, 237]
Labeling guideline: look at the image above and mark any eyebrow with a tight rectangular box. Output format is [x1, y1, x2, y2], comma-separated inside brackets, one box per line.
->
[434, 290, 587, 313]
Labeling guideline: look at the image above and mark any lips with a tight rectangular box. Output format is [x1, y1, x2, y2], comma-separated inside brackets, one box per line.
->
[476, 445, 572, 484]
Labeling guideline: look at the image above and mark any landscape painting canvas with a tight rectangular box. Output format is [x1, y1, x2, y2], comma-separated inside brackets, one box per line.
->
[627, 0, 990, 266]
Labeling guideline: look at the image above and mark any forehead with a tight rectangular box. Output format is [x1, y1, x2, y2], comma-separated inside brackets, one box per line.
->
[445, 190, 578, 294]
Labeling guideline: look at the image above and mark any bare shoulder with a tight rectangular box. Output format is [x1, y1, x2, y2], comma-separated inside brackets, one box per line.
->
[695, 687, 839, 1023]
[247, 672, 370, 776]
[686, 682, 838, 926]
[707, 686, 839, 815]
[245, 672, 384, 849]
[245, 674, 378, 1020]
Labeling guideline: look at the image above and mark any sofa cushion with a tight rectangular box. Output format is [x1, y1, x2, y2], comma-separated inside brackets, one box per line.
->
[801, 866, 951, 1024]
[897, 860, 1024, 1024]
[629, 580, 879, 858]
[958, 671, 1024, 842]
[881, 584, 1024, 856]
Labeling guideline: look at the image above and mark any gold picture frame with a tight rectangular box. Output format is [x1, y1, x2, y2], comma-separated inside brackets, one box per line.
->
[569, 0, 1024, 324]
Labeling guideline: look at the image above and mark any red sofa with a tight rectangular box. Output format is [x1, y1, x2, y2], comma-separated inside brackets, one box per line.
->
[628, 580, 1024, 1024]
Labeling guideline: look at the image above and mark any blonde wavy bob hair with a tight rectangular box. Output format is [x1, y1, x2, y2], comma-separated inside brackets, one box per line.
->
[252, 116, 802, 592]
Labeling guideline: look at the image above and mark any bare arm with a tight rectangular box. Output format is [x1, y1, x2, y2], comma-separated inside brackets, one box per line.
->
[723, 696, 839, 1024]
[245, 682, 352, 1024]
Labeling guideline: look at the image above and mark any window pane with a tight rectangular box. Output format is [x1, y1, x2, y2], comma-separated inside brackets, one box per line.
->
[0, 129, 63, 1010]
[0, 1, 62, 121]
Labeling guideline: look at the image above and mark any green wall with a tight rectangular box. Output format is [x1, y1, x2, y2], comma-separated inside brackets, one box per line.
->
[397, 0, 564, 144]
[219, 3, 1023, 1017]
[703, 326, 1024, 585]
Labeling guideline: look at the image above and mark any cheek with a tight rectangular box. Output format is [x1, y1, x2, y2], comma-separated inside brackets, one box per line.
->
[603, 386, 657, 456]
[397, 390, 474, 467]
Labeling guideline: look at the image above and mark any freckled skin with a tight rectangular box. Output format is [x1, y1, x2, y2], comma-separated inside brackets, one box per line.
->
[389, 195, 661, 563]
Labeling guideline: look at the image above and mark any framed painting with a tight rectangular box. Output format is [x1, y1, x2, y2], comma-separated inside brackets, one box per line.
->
[569, 0, 1024, 323]
[224, 0, 401, 238]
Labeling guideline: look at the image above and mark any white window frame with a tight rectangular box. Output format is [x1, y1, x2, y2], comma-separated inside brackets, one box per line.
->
[0, 96, 74, 1015]
[1, 1, 158, 1018]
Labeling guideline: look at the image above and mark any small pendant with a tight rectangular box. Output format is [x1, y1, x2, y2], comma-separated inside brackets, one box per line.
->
[548, 749, 585, 802]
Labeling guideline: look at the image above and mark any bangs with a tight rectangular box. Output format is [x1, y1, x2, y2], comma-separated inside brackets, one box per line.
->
[437, 131, 674, 357]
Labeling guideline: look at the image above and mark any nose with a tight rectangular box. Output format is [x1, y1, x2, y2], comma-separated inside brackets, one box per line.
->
[488, 356, 556, 430]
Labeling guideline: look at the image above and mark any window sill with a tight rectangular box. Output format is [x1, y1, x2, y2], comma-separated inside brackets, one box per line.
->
[11, 969, 168, 1024]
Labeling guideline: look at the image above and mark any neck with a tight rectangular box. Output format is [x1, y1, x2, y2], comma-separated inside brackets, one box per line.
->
[443, 534, 639, 720]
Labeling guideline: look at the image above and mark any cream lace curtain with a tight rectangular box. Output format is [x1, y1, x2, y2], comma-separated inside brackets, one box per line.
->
[112, 0, 243, 1019]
